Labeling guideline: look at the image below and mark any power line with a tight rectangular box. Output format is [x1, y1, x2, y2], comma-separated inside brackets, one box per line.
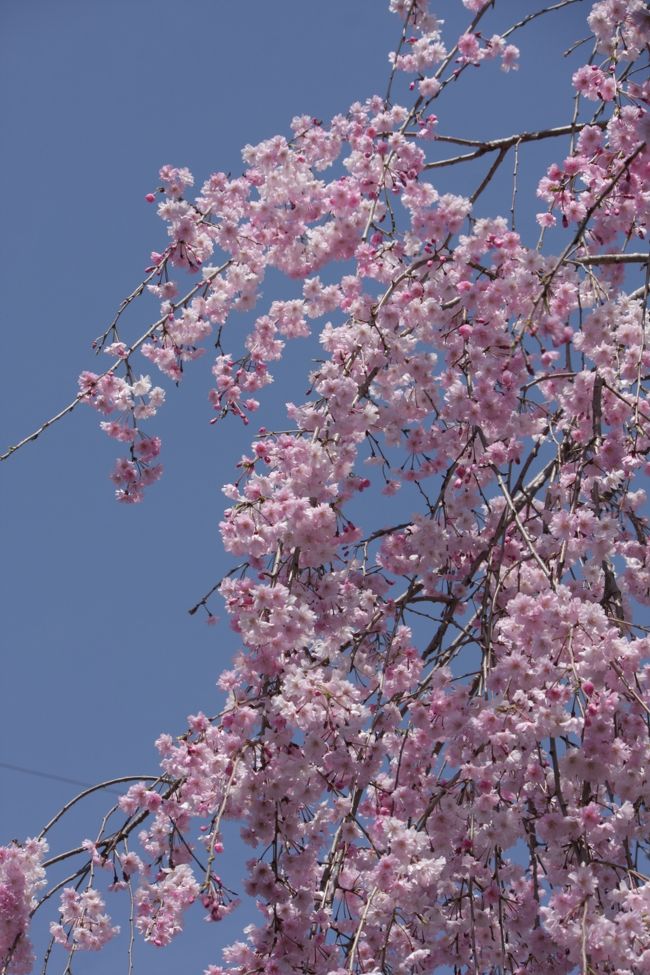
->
[0, 761, 99, 790]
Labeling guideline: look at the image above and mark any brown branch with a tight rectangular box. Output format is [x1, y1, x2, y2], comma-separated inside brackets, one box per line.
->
[425, 122, 607, 170]
[571, 252, 649, 266]
[38, 775, 166, 841]
[470, 146, 508, 205]
[502, 0, 585, 40]
[41, 778, 182, 871]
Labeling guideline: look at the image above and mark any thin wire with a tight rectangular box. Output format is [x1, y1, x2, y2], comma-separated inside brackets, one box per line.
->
[0, 760, 112, 792]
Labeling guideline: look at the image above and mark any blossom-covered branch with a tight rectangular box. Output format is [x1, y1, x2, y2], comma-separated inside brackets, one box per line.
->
[2, 0, 650, 973]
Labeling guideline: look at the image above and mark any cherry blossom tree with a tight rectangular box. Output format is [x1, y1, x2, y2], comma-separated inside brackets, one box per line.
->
[2, 0, 650, 973]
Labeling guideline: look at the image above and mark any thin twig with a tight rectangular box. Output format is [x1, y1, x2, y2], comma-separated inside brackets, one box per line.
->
[470, 146, 508, 205]
[1, 261, 230, 462]
[511, 139, 520, 230]
[38, 776, 165, 841]
[502, 0, 585, 40]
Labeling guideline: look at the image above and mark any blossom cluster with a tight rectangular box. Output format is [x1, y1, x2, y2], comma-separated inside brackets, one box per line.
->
[0, 840, 46, 975]
[50, 888, 118, 952]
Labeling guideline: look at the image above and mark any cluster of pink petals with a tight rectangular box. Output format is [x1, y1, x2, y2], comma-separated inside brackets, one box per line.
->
[0, 841, 46, 975]
[79, 371, 165, 501]
[536, 105, 647, 236]
[134, 864, 199, 946]
[50, 888, 118, 952]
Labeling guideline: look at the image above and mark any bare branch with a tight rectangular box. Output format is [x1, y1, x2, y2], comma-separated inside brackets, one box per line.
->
[424, 121, 607, 170]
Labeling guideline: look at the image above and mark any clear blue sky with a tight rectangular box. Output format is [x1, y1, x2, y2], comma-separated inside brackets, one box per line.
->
[1, 2, 590, 973]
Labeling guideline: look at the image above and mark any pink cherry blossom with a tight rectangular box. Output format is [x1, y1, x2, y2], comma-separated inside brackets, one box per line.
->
[0, 840, 46, 975]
